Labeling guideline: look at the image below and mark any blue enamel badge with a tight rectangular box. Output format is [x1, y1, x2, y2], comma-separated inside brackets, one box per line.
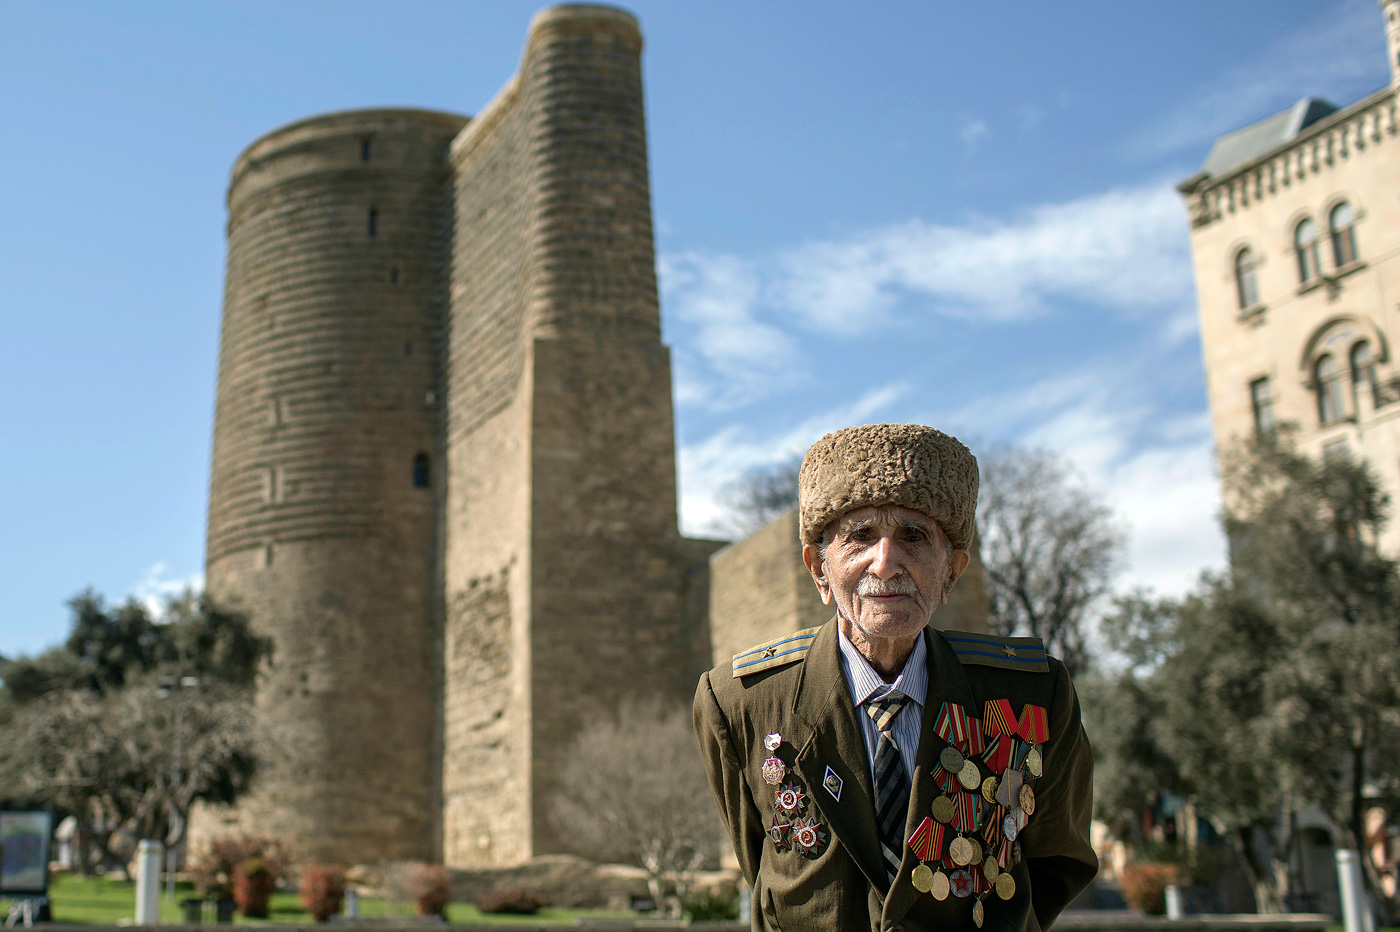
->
[822, 765, 843, 801]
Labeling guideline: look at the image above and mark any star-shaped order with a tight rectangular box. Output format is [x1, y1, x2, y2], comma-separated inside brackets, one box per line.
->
[1002, 644, 1017, 657]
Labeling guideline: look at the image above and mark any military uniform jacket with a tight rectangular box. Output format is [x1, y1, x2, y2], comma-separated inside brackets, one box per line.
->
[693, 618, 1097, 932]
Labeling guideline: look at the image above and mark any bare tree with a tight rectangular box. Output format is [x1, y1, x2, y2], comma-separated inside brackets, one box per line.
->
[977, 445, 1123, 676]
[717, 456, 802, 538]
[550, 698, 718, 912]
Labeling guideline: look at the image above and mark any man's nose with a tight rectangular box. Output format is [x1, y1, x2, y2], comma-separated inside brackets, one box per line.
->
[868, 535, 901, 578]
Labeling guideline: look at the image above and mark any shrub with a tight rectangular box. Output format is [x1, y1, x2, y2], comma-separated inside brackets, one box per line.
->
[682, 890, 740, 921]
[475, 885, 540, 915]
[189, 835, 291, 900]
[1120, 862, 1181, 915]
[234, 858, 277, 918]
[298, 864, 346, 922]
[411, 864, 452, 917]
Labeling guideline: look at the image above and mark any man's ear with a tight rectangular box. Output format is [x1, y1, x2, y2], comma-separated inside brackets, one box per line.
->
[802, 543, 832, 605]
[941, 549, 973, 604]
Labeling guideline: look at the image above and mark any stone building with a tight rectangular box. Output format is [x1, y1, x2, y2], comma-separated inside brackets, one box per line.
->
[1178, 0, 1400, 551]
[203, 3, 987, 869]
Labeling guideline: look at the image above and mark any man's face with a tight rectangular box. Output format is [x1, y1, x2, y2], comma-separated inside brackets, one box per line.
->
[802, 504, 970, 646]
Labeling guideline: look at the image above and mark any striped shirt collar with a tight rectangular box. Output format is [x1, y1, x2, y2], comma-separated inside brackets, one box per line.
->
[837, 625, 928, 709]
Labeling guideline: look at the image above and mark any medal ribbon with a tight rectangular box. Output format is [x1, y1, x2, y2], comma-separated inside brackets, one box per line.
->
[934, 702, 968, 746]
[983, 735, 1012, 773]
[1017, 704, 1048, 743]
[983, 699, 1017, 737]
[908, 817, 934, 861]
[996, 838, 1014, 869]
[974, 869, 990, 895]
[983, 805, 1005, 847]
[966, 716, 986, 756]
[931, 765, 958, 793]
[1011, 739, 1031, 771]
[952, 791, 978, 832]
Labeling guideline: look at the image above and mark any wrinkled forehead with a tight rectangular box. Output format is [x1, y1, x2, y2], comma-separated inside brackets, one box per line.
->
[830, 503, 947, 541]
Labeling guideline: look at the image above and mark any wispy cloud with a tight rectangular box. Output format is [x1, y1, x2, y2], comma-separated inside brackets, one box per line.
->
[131, 562, 203, 620]
[1127, 0, 1385, 161]
[960, 119, 990, 152]
[677, 383, 907, 537]
[661, 180, 1193, 412]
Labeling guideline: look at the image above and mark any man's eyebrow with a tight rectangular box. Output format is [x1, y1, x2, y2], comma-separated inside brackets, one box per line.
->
[839, 517, 877, 535]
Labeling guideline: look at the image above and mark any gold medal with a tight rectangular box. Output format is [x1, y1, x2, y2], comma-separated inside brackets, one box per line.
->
[940, 746, 965, 773]
[912, 863, 934, 893]
[1025, 746, 1043, 778]
[1020, 783, 1036, 815]
[972, 897, 985, 928]
[931, 795, 955, 823]
[958, 759, 981, 790]
[983, 855, 1000, 883]
[949, 836, 975, 866]
[981, 775, 999, 804]
[931, 870, 950, 900]
[967, 837, 983, 865]
[996, 872, 1016, 900]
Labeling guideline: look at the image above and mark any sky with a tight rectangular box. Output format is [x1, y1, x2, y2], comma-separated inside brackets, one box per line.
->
[0, 1, 1391, 657]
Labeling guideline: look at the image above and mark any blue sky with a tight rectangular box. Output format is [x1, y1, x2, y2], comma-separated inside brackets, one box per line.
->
[0, 1, 1391, 656]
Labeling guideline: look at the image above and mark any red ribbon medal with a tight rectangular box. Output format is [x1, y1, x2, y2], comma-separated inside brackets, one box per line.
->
[983, 699, 1018, 737]
[1017, 704, 1048, 744]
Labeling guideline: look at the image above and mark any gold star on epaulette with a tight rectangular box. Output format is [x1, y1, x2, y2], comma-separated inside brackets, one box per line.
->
[1002, 644, 1017, 657]
[763, 645, 778, 658]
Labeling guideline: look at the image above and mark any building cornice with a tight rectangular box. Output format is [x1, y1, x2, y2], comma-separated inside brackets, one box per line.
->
[1179, 86, 1398, 228]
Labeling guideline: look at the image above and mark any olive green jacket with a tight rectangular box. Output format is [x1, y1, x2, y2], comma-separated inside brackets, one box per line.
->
[693, 618, 1097, 932]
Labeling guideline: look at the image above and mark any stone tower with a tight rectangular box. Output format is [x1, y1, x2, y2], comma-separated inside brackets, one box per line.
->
[206, 109, 467, 861]
[204, 5, 720, 866]
[1385, 0, 1400, 87]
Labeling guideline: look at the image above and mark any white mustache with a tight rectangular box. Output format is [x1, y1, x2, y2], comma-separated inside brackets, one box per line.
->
[857, 575, 917, 597]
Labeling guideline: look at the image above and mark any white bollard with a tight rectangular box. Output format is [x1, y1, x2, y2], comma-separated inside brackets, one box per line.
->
[738, 887, 752, 924]
[1165, 884, 1184, 920]
[345, 888, 359, 919]
[1336, 849, 1374, 932]
[136, 839, 164, 925]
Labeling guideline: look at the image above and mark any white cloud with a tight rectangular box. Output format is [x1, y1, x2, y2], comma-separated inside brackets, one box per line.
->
[131, 562, 204, 620]
[1127, 0, 1385, 160]
[662, 180, 1194, 412]
[677, 383, 907, 537]
[960, 119, 990, 152]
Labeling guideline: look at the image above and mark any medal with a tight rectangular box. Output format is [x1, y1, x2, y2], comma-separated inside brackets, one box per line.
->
[958, 759, 981, 790]
[981, 775, 999, 804]
[1002, 812, 1018, 842]
[972, 897, 985, 928]
[822, 765, 843, 801]
[967, 837, 983, 865]
[949, 836, 975, 866]
[950, 868, 974, 898]
[940, 746, 965, 773]
[775, 781, 807, 816]
[931, 869, 951, 900]
[1020, 784, 1036, 815]
[790, 817, 827, 856]
[767, 819, 790, 851]
[1026, 746, 1043, 778]
[764, 732, 782, 751]
[761, 757, 787, 785]
[996, 872, 1016, 900]
[931, 795, 955, 823]
[912, 863, 934, 893]
[997, 768, 1023, 807]
[983, 855, 1000, 883]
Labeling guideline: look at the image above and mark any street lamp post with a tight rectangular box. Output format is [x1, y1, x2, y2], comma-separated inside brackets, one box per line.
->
[158, 674, 201, 905]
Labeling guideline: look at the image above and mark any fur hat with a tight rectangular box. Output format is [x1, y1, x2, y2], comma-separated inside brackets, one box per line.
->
[798, 423, 979, 550]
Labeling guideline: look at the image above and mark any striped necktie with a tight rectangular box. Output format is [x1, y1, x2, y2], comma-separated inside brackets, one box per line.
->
[865, 692, 912, 885]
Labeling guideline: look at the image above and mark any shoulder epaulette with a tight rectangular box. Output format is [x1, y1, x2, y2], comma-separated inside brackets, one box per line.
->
[942, 631, 1050, 673]
[732, 626, 821, 678]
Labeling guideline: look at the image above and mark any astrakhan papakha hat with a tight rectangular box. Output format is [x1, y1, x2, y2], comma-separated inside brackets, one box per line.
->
[797, 423, 979, 550]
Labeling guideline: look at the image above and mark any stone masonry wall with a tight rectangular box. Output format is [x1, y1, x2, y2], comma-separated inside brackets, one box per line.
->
[203, 109, 466, 863]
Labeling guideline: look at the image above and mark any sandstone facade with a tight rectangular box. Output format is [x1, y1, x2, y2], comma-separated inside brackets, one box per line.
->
[1179, 1, 1400, 551]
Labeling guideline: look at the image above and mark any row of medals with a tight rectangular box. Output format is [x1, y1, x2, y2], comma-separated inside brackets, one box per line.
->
[910, 740, 1042, 927]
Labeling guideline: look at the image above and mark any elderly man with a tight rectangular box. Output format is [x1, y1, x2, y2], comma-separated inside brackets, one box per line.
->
[694, 424, 1096, 932]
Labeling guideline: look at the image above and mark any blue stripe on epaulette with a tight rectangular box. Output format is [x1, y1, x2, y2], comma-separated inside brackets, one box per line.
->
[734, 632, 816, 661]
[944, 635, 1045, 653]
[951, 649, 1047, 665]
[734, 644, 811, 670]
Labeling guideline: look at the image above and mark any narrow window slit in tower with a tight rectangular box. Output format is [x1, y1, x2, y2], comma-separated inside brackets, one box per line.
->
[413, 453, 430, 488]
[390, 265, 399, 284]
[368, 208, 378, 238]
[361, 139, 372, 162]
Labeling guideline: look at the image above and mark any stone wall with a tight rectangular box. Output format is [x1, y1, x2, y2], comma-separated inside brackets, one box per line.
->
[203, 109, 467, 862]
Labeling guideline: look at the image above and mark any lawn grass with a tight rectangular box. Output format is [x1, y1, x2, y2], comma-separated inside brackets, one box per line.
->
[16, 873, 633, 926]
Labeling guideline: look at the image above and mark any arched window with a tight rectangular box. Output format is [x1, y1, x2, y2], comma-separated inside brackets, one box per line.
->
[1294, 218, 1320, 284]
[1316, 354, 1345, 424]
[1351, 341, 1380, 412]
[1330, 201, 1358, 267]
[1235, 247, 1260, 309]
[412, 453, 430, 488]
